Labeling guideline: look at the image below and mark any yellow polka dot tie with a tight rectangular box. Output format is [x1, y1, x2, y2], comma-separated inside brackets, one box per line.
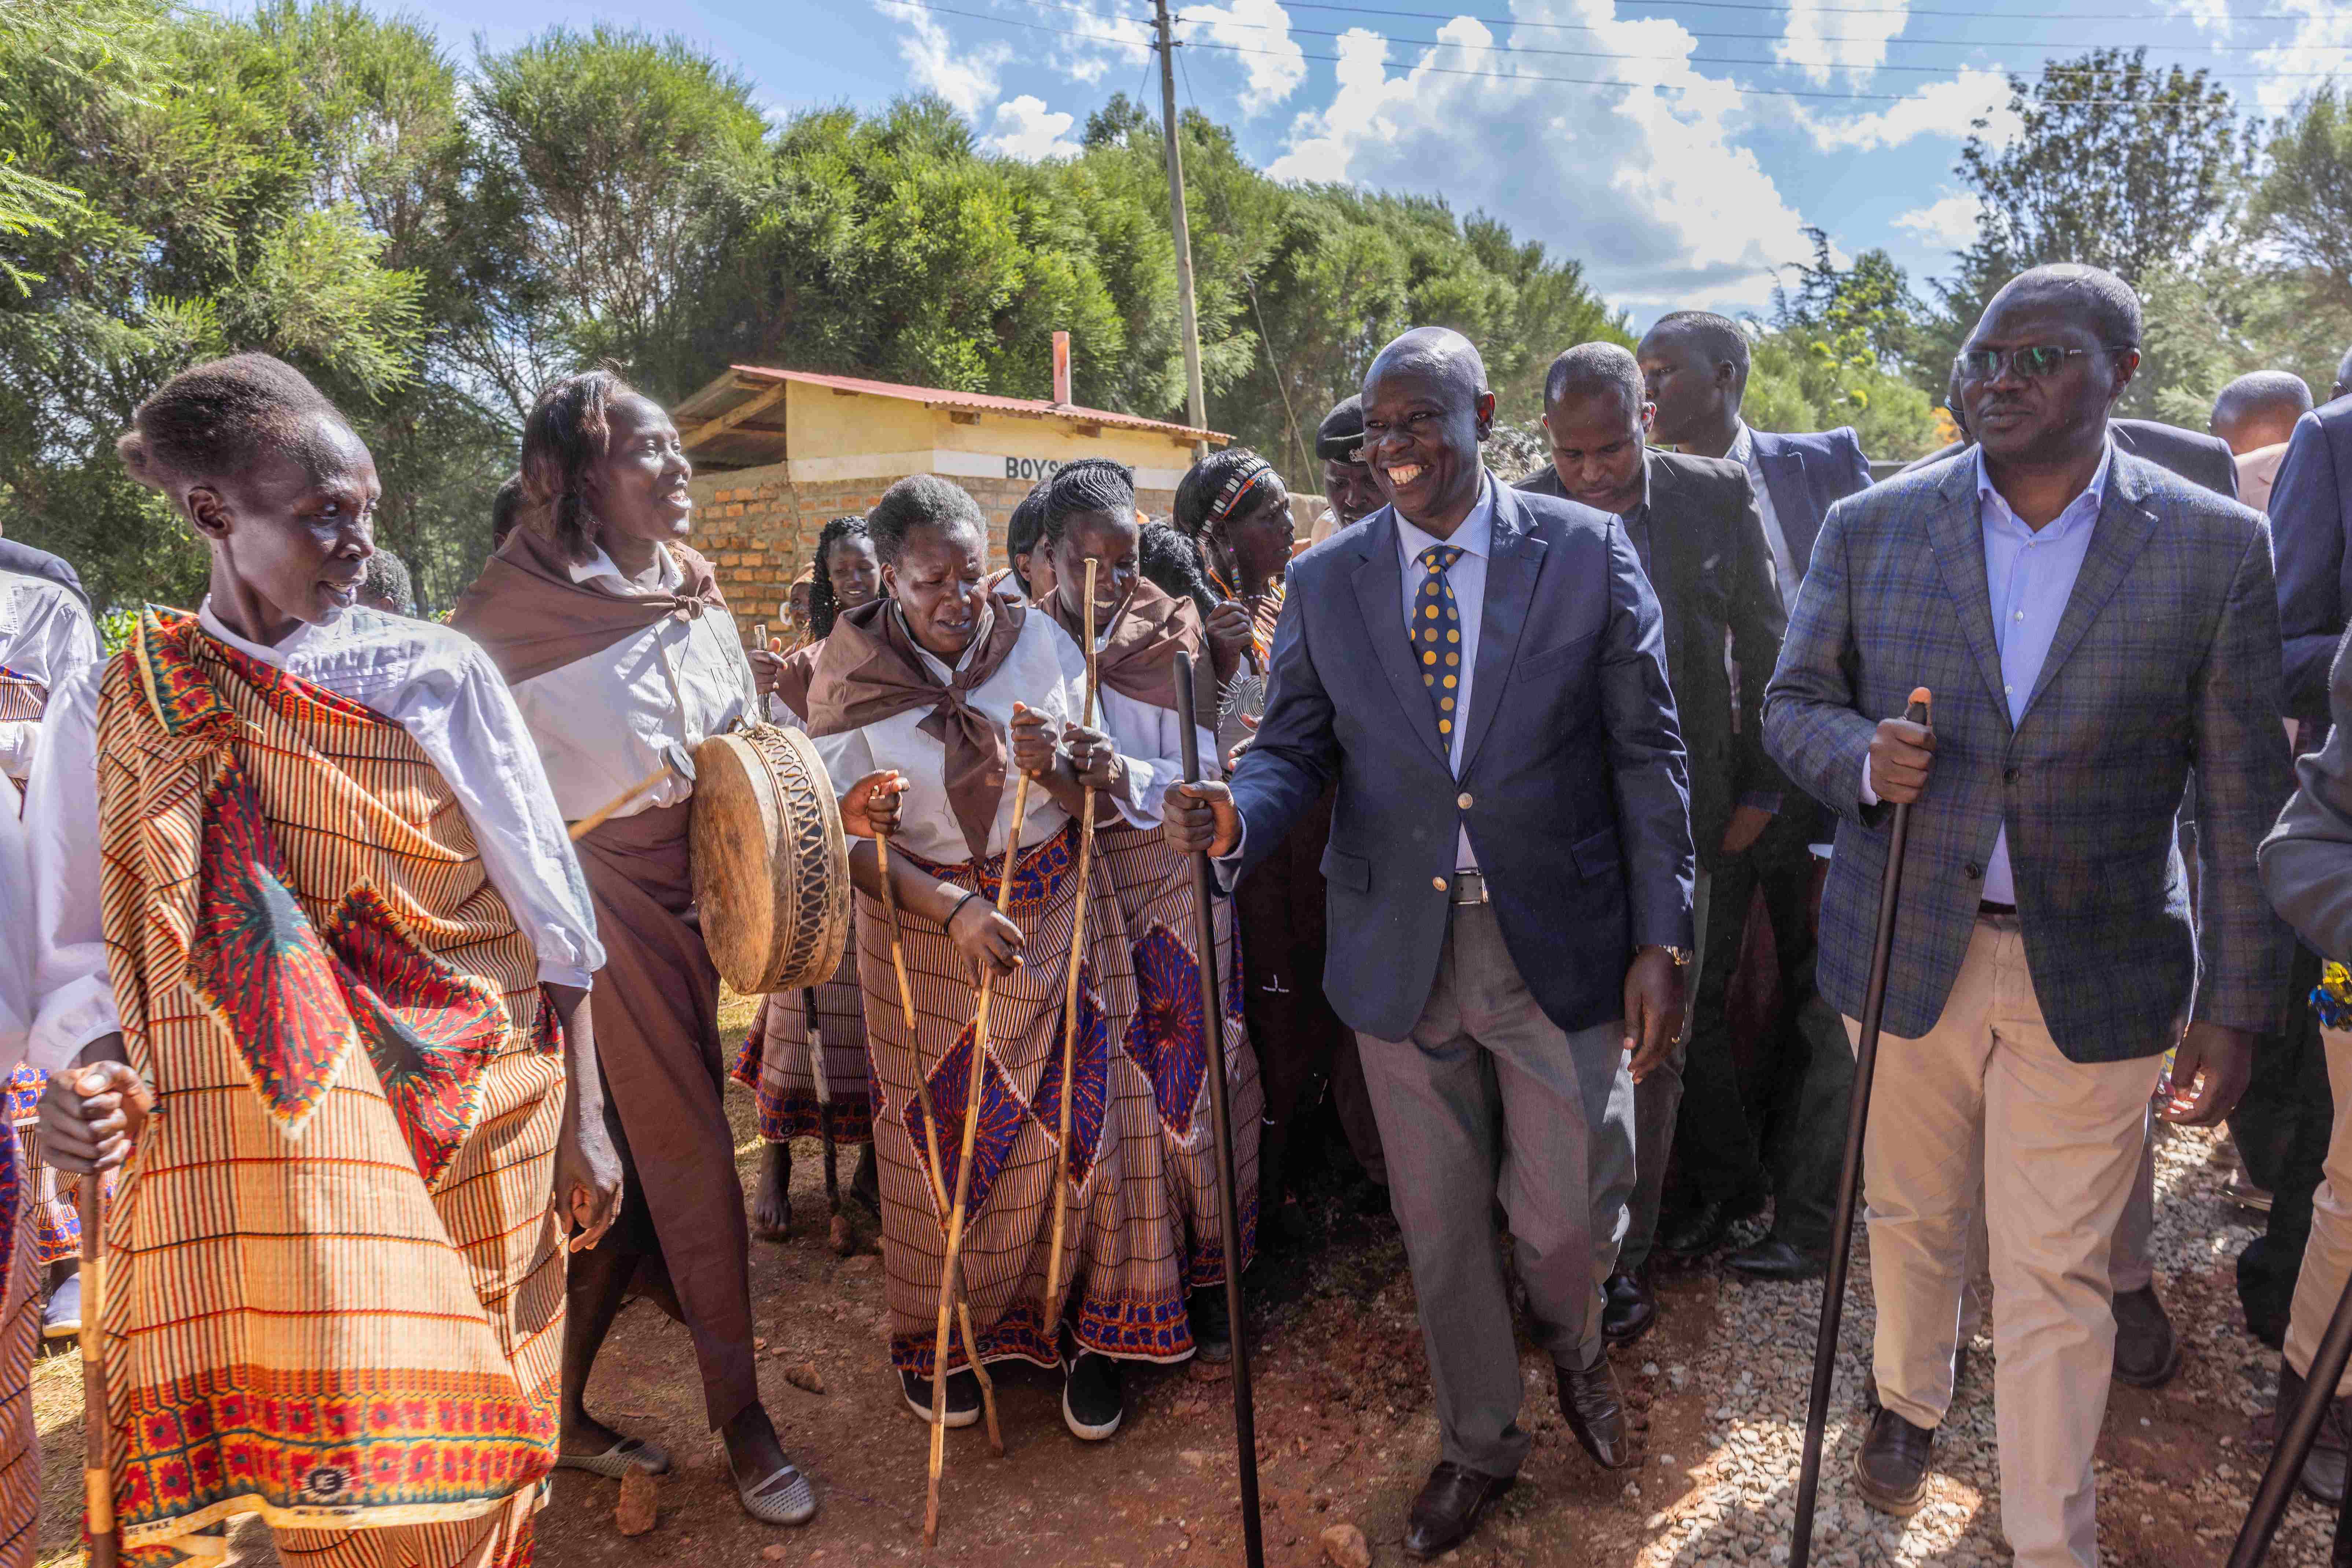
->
[1413, 544, 1464, 747]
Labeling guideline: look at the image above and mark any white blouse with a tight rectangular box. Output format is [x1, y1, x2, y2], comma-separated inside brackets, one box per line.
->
[0, 801, 33, 1076]
[813, 607, 1162, 865]
[0, 567, 100, 781]
[22, 601, 606, 1072]
[506, 544, 758, 823]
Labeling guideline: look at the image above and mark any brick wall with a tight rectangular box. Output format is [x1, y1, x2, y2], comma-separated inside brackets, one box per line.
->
[690, 463, 1179, 631]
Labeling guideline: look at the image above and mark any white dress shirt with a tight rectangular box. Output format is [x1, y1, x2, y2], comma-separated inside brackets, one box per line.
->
[0, 568, 100, 781]
[1729, 423, 1801, 614]
[1392, 473, 1496, 872]
[0, 801, 33, 1074]
[1859, 443, 2113, 907]
[507, 543, 758, 822]
[23, 601, 605, 1071]
[815, 606, 1154, 865]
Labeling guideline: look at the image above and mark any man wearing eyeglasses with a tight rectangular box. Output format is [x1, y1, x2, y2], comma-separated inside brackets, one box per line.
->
[1763, 263, 2294, 1568]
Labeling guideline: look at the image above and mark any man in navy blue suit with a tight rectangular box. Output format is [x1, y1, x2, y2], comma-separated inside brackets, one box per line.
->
[1165, 327, 1695, 1561]
[1635, 310, 1873, 1279]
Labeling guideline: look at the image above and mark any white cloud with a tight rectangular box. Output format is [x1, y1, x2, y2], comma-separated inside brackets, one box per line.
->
[883, 3, 1009, 118]
[1023, 0, 1154, 86]
[1776, 0, 1907, 84]
[1893, 190, 1980, 248]
[1797, 66, 2016, 153]
[1266, 1, 1817, 315]
[2250, 0, 2351, 117]
[984, 94, 1083, 159]
[1177, 0, 1307, 110]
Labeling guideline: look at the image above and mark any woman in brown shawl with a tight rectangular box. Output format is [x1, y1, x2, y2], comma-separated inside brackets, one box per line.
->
[452, 370, 895, 1528]
[1036, 458, 1262, 1363]
[806, 473, 1211, 1444]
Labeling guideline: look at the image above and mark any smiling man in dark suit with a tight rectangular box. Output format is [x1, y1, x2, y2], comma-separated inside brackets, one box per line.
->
[1165, 326, 1694, 1560]
[1634, 309, 1875, 1274]
[1519, 341, 1786, 1347]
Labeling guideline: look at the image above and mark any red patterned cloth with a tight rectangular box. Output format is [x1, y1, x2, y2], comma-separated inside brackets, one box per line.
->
[93, 609, 565, 1559]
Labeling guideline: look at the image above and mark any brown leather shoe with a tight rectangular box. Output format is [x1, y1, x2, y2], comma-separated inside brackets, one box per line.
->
[2112, 1285, 2181, 1388]
[1852, 1407, 1935, 1515]
[1556, 1355, 1637, 1470]
[2255, 1361, 2350, 1505]
[1403, 1461, 1513, 1560]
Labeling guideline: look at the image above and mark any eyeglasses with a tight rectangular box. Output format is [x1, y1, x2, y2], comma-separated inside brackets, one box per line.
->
[1954, 344, 2128, 383]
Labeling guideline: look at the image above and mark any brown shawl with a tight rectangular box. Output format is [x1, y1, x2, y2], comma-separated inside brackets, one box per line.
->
[450, 523, 729, 685]
[806, 598, 1028, 863]
[1048, 578, 1219, 723]
[772, 641, 821, 724]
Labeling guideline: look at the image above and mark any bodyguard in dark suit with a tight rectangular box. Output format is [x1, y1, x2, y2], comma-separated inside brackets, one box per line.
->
[1764, 264, 2292, 1567]
[1165, 328, 1694, 1561]
[1634, 309, 1875, 1273]
[1518, 342, 1784, 1345]
[2273, 388, 2352, 720]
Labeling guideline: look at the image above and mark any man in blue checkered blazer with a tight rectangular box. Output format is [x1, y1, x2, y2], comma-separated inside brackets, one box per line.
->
[1763, 263, 2295, 1568]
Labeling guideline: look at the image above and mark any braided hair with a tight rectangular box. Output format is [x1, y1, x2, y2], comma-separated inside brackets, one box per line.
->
[1139, 522, 1217, 619]
[1039, 457, 1136, 545]
[807, 515, 871, 639]
[1172, 447, 1276, 548]
[117, 353, 343, 495]
[520, 367, 638, 564]
[1004, 479, 1053, 597]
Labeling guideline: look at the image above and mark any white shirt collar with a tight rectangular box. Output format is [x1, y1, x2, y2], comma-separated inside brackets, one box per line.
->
[899, 599, 995, 684]
[1395, 471, 1496, 565]
[1974, 439, 2114, 534]
[569, 542, 681, 592]
[198, 596, 327, 667]
[1727, 421, 1757, 469]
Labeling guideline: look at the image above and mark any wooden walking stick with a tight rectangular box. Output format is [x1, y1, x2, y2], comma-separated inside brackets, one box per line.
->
[78, 1167, 118, 1568]
[873, 812, 1003, 1456]
[924, 758, 1033, 1547]
[1171, 650, 1265, 1568]
[2228, 1268, 2352, 1567]
[1046, 558, 1101, 1310]
[1790, 688, 1930, 1568]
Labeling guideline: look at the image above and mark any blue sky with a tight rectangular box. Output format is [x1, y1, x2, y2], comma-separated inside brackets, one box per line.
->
[347, 0, 2342, 325]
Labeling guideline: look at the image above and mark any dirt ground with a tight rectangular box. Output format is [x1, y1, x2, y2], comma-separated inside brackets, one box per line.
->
[26, 992, 2346, 1566]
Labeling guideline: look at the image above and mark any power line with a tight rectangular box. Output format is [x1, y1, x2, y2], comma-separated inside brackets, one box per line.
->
[1180, 12, 2344, 77]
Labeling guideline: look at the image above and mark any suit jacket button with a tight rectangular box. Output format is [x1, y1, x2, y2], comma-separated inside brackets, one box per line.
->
[1964, 862, 1981, 880]
[1432, 875, 1447, 892]
[2004, 767, 2019, 783]
[1457, 792, 1473, 810]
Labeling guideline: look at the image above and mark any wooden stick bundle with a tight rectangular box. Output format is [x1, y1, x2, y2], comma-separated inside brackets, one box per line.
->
[79, 1166, 117, 1568]
[1046, 559, 1101, 1310]
[924, 764, 1033, 1547]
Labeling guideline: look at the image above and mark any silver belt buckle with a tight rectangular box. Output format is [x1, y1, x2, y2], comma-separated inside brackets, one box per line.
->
[1450, 871, 1487, 906]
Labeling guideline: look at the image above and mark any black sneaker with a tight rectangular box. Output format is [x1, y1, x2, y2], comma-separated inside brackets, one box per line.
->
[1062, 1349, 1124, 1441]
[899, 1367, 982, 1428]
[1189, 1286, 1232, 1364]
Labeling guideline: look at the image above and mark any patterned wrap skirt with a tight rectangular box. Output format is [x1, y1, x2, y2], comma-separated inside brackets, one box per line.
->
[1093, 823, 1262, 1289]
[868, 820, 1210, 1374]
[0, 1121, 39, 1568]
[730, 926, 876, 1145]
[4, 1066, 114, 1270]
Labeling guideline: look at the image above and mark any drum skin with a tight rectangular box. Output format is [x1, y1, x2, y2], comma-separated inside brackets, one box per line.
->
[691, 724, 852, 993]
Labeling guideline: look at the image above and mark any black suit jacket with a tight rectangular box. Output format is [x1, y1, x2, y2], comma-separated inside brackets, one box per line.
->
[1902, 420, 2241, 500]
[1518, 451, 1787, 869]
[1228, 475, 1694, 1089]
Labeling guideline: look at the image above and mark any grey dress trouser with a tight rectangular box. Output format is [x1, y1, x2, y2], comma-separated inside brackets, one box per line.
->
[1354, 903, 1627, 1478]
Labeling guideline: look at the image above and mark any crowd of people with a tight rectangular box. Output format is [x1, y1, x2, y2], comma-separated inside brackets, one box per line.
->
[0, 255, 2350, 1568]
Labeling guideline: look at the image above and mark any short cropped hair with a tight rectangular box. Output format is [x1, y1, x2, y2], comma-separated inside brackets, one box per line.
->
[865, 473, 985, 565]
[1649, 311, 1749, 388]
[117, 353, 342, 493]
[360, 549, 416, 617]
[1544, 342, 1646, 418]
[2002, 263, 2142, 351]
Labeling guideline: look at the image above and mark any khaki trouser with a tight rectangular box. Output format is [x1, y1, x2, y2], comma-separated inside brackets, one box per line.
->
[2286, 1025, 2352, 1392]
[1855, 916, 2163, 1568]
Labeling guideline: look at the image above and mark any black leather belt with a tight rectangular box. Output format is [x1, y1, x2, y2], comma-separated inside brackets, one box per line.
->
[1979, 900, 2017, 917]
[1450, 871, 1488, 906]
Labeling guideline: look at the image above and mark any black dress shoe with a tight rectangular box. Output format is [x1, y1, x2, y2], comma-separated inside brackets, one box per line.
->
[1556, 1355, 1637, 1470]
[1602, 1267, 1657, 1346]
[1660, 1191, 1765, 1260]
[1725, 1236, 1826, 1281]
[1189, 1286, 1232, 1364]
[2112, 1284, 2181, 1388]
[1852, 1407, 1936, 1515]
[1403, 1461, 1513, 1560]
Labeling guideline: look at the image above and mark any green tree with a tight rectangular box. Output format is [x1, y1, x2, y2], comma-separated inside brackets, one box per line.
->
[2250, 86, 2352, 358]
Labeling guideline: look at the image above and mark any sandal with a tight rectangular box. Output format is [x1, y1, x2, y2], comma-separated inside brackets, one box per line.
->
[555, 1436, 671, 1478]
[737, 1461, 818, 1526]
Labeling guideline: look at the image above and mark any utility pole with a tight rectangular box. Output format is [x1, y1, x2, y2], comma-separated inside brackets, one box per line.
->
[1153, 0, 1209, 460]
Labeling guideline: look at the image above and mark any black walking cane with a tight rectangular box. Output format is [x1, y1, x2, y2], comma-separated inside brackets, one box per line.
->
[2226, 1269, 2352, 1565]
[804, 985, 850, 1255]
[1172, 649, 1266, 1568]
[1790, 687, 1931, 1568]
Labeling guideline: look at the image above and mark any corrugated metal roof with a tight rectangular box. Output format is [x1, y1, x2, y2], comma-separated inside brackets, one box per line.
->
[707, 364, 1229, 444]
